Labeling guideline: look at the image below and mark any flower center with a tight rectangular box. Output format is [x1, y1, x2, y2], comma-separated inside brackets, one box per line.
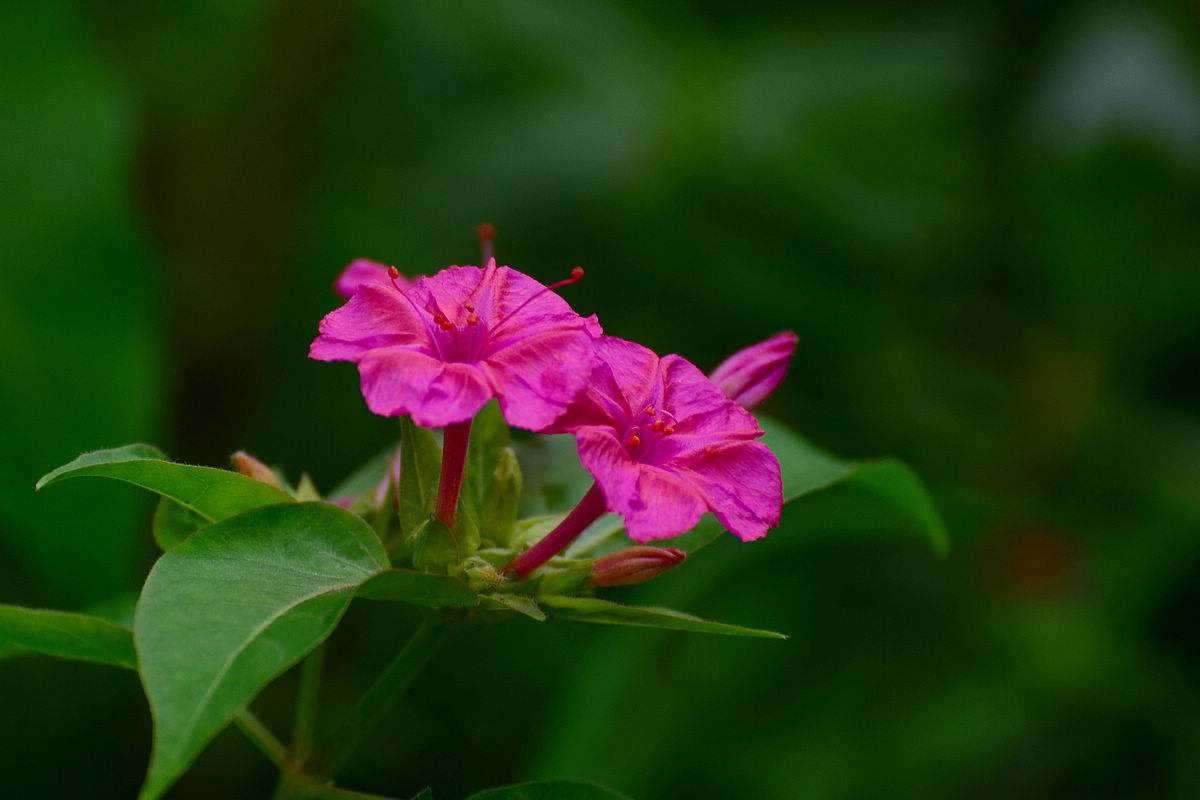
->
[623, 404, 676, 457]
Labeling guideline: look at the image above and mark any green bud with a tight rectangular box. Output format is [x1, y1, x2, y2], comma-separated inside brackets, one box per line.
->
[482, 447, 522, 546]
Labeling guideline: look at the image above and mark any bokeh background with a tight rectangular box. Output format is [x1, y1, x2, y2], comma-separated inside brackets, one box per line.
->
[3, 1, 1199, 797]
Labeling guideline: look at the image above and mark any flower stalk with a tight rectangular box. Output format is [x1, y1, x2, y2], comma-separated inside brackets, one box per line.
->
[505, 482, 607, 577]
[435, 419, 472, 527]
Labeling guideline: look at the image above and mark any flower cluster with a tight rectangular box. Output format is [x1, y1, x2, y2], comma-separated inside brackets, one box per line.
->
[311, 227, 795, 579]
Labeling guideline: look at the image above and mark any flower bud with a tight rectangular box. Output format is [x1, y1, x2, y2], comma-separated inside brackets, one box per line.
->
[709, 331, 798, 408]
[588, 546, 686, 587]
[482, 447, 522, 545]
[230, 451, 284, 489]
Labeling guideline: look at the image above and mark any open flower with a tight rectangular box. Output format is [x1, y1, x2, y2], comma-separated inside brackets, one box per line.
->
[311, 260, 596, 431]
[333, 258, 413, 298]
[506, 336, 782, 576]
[710, 331, 798, 407]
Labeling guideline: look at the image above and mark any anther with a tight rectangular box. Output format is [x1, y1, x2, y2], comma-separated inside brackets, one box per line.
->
[434, 312, 453, 331]
[387, 266, 404, 292]
[651, 419, 664, 432]
[626, 434, 641, 449]
[662, 426, 675, 435]
[544, 266, 586, 293]
[467, 311, 479, 326]
[643, 405, 656, 416]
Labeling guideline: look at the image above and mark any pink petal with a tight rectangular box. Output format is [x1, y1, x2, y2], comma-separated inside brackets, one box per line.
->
[575, 428, 707, 541]
[357, 346, 492, 427]
[709, 331, 798, 408]
[675, 440, 782, 541]
[334, 259, 408, 298]
[660, 354, 763, 440]
[482, 328, 595, 430]
[310, 285, 430, 362]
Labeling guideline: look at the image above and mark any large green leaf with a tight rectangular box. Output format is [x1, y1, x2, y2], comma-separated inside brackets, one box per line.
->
[151, 497, 209, 550]
[759, 415, 855, 501]
[135, 502, 388, 800]
[357, 569, 478, 608]
[466, 781, 632, 799]
[37, 444, 294, 528]
[0, 604, 136, 669]
[540, 596, 785, 639]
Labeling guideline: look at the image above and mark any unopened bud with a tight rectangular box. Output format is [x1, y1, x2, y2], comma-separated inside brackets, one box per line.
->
[709, 331, 799, 408]
[482, 447, 522, 545]
[588, 546, 686, 587]
[230, 451, 284, 489]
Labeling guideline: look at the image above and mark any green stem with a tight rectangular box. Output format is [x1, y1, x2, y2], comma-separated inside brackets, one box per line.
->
[235, 709, 288, 769]
[310, 615, 452, 778]
[291, 644, 326, 764]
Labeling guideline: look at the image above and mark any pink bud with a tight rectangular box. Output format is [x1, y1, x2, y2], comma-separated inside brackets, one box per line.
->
[230, 451, 284, 489]
[333, 258, 409, 298]
[709, 331, 798, 408]
[588, 546, 686, 587]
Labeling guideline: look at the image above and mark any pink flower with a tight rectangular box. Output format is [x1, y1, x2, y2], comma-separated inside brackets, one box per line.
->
[506, 336, 782, 577]
[311, 261, 597, 431]
[710, 331, 798, 407]
[333, 258, 414, 298]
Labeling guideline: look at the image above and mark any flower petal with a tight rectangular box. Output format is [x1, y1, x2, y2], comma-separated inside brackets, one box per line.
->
[310, 285, 430, 362]
[660, 354, 762, 440]
[709, 331, 798, 407]
[482, 328, 594, 430]
[576, 428, 707, 541]
[357, 346, 492, 427]
[675, 440, 782, 541]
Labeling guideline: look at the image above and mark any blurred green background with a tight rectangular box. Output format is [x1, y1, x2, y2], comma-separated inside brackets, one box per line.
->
[2, 1, 1199, 797]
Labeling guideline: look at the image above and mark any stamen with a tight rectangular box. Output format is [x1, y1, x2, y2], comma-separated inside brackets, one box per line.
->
[651, 419, 664, 432]
[643, 405, 656, 416]
[387, 266, 403, 291]
[544, 266, 585, 293]
[662, 426, 675, 435]
[626, 434, 641, 448]
[467, 311, 479, 326]
[433, 311, 453, 331]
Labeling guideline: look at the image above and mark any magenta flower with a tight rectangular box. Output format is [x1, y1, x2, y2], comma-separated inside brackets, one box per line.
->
[333, 258, 413, 299]
[710, 331, 798, 408]
[506, 336, 782, 577]
[311, 252, 596, 525]
[311, 261, 596, 429]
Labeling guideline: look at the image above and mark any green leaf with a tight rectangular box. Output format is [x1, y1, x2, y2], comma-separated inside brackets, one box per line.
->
[540, 596, 785, 639]
[358, 569, 478, 608]
[481, 593, 546, 621]
[37, 444, 294, 525]
[135, 502, 388, 800]
[0, 604, 136, 669]
[759, 415, 855, 501]
[841, 458, 949, 555]
[151, 497, 208, 551]
[399, 418, 442, 539]
[466, 781, 632, 800]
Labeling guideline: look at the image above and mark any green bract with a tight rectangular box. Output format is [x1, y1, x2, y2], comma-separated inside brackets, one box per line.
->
[15, 410, 946, 798]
